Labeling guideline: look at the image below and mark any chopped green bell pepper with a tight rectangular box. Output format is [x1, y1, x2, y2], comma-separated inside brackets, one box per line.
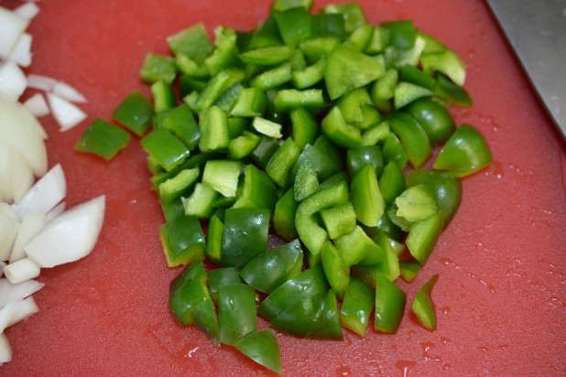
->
[362, 121, 390, 146]
[421, 49, 466, 86]
[252, 63, 293, 90]
[266, 138, 301, 187]
[411, 274, 439, 330]
[395, 184, 438, 223]
[407, 98, 455, 143]
[382, 20, 417, 50]
[406, 213, 442, 264]
[252, 137, 280, 168]
[340, 278, 373, 336]
[291, 108, 318, 149]
[379, 161, 406, 204]
[321, 240, 350, 297]
[160, 215, 205, 267]
[351, 165, 385, 227]
[228, 132, 261, 160]
[183, 183, 218, 218]
[198, 68, 246, 111]
[324, 3, 366, 33]
[347, 145, 384, 176]
[208, 267, 242, 300]
[389, 112, 431, 168]
[273, 188, 298, 241]
[75, 119, 131, 161]
[394, 82, 432, 109]
[235, 330, 282, 375]
[346, 24, 373, 51]
[335, 226, 384, 267]
[434, 74, 472, 107]
[399, 261, 421, 283]
[382, 133, 408, 169]
[218, 283, 257, 345]
[154, 104, 200, 150]
[202, 160, 241, 198]
[112, 91, 153, 137]
[240, 46, 293, 66]
[322, 106, 362, 148]
[167, 24, 213, 63]
[293, 57, 326, 89]
[273, 89, 325, 112]
[374, 274, 406, 333]
[320, 203, 356, 240]
[293, 162, 319, 202]
[141, 128, 190, 172]
[300, 37, 340, 61]
[253, 117, 282, 138]
[231, 88, 268, 117]
[221, 208, 270, 267]
[151, 81, 176, 112]
[158, 168, 199, 203]
[274, 7, 313, 46]
[206, 214, 224, 263]
[398, 66, 436, 91]
[233, 164, 277, 211]
[294, 136, 343, 180]
[140, 53, 177, 84]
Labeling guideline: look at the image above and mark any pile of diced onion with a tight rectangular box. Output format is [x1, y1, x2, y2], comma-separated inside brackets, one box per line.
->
[0, 2, 106, 365]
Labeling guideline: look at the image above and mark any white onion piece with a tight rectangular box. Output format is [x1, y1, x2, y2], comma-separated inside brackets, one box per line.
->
[0, 62, 27, 101]
[0, 297, 38, 333]
[4, 258, 40, 284]
[26, 195, 105, 268]
[14, 164, 66, 218]
[0, 143, 35, 203]
[53, 81, 87, 104]
[27, 73, 56, 91]
[47, 93, 87, 131]
[9, 213, 46, 262]
[14, 2, 40, 20]
[23, 93, 49, 117]
[0, 279, 43, 308]
[0, 205, 18, 261]
[0, 99, 48, 176]
[0, 7, 29, 59]
[0, 333, 11, 364]
[8, 33, 32, 67]
[46, 201, 65, 222]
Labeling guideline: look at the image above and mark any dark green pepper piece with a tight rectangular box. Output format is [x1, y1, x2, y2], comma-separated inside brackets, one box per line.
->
[221, 208, 270, 267]
[167, 24, 213, 63]
[406, 213, 442, 264]
[233, 165, 277, 211]
[266, 138, 301, 187]
[382, 20, 417, 50]
[312, 13, 346, 39]
[335, 226, 384, 267]
[154, 104, 200, 150]
[322, 106, 362, 148]
[160, 215, 205, 268]
[140, 53, 177, 84]
[411, 274, 439, 331]
[75, 119, 131, 161]
[398, 66, 436, 91]
[273, 188, 298, 241]
[112, 91, 153, 137]
[434, 74, 472, 107]
[235, 330, 282, 375]
[208, 267, 241, 301]
[340, 278, 373, 336]
[347, 145, 384, 176]
[252, 137, 280, 168]
[389, 112, 431, 168]
[323, 3, 366, 33]
[320, 203, 356, 240]
[199, 106, 230, 152]
[382, 134, 408, 169]
[141, 128, 190, 172]
[374, 275, 406, 333]
[321, 240, 350, 298]
[294, 136, 343, 180]
[291, 108, 318, 149]
[294, 162, 319, 202]
[217, 283, 257, 345]
[379, 161, 406, 204]
[407, 98, 455, 144]
[274, 7, 313, 46]
[351, 165, 385, 227]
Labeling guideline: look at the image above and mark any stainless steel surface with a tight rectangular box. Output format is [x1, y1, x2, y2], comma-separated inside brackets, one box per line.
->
[487, 0, 566, 137]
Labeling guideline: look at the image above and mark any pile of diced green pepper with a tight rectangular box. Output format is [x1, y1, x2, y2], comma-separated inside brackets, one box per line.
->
[76, 0, 493, 373]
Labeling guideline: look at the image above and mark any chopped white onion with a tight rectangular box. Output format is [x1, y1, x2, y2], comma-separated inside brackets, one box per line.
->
[45, 201, 65, 222]
[4, 258, 40, 284]
[13, 2, 40, 21]
[0, 279, 43, 308]
[0, 142, 35, 203]
[0, 61, 27, 101]
[0, 333, 11, 364]
[25, 195, 105, 268]
[0, 205, 18, 262]
[7, 33, 32, 67]
[47, 93, 87, 131]
[27, 73, 56, 92]
[23, 93, 49, 117]
[53, 81, 87, 103]
[9, 213, 46, 262]
[0, 297, 38, 333]
[0, 7, 29, 59]
[0, 99, 48, 176]
[14, 164, 66, 218]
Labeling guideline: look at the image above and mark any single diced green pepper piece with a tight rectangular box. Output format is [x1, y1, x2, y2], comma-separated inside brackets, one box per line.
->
[252, 137, 280, 168]
[320, 203, 356, 240]
[325, 45, 385, 100]
[75, 119, 130, 161]
[362, 121, 390, 146]
[321, 241, 350, 298]
[202, 160, 241, 198]
[198, 68, 246, 111]
[160, 215, 205, 268]
[407, 98, 455, 143]
[294, 162, 319, 202]
[167, 24, 212, 63]
[154, 104, 200, 150]
[296, 179, 349, 260]
[214, 83, 243, 113]
[351, 165, 385, 227]
[382, 20, 416, 50]
[407, 170, 461, 227]
[183, 91, 201, 111]
[324, 3, 366, 33]
[273, 0, 312, 11]
[434, 74, 472, 107]
[141, 128, 189, 172]
[395, 185, 438, 223]
[252, 117, 282, 138]
[394, 35, 426, 67]
[221, 208, 270, 267]
[366, 26, 391, 54]
[294, 136, 343, 179]
[240, 46, 293, 66]
[233, 165, 277, 211]
[245, 16, 283, 50]
[228, 132, 261, 160]
[252, 63, 293, 90]
[312, 13, 346, 39]
[400, 261, 421, 283]
[373, 232, 402, 281]
[421, 49, 466, 86]
[293, 57, 326, 89]
[274, 89, 325, 112]
[112, 92, 153, 136]
[390, 112, 431, 168]
[346, 24, 374, 51]
[218, 284, 257, 345]
[412, 274, 439, 330]
[176, 54, 209, 78]
[266, 138, 301, 187]
[338, 88, 372, 125]
[230, 88, 267, 117]
[371, 68, 398, 108]
[336, 226, 384, 267]
[406, 213, 442, 264]
[398, 66, 436, 91]
[347, 146, 384, 176]
[300, 37, 340, 61]
[208, 267, 241, 300]
[151, 81, 176, 112]
[158, 168, 199, 203]
[434, 125, 492, 177]
[235, 330, 281, 375]
[183, 183, 218, 218]
[340, 278, 373, 336]
[274, 7, 313, 46]
[394, 82, 433, 109]
[205, 27, 238, 75]
[273, 189, 298, 241]
[199, 106, 230, 152]
[383, 134, 408, 169]
[241, 240, 303, 293]
[151, 153, 210, 189]
[160, 198, 185, 222]
[140, 53, 176, 84]
[169, 263, 218, 337]
[380, 161, 406, 204]
[291, 108, 318, 149]
[206, 214, 224, 263]
[321, 106, 362, 148]
[420, 32, 447, 54]
[374, 275, 406, 333]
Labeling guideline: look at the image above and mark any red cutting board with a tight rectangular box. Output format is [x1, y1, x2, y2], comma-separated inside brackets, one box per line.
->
[3, 0, 566, 376]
